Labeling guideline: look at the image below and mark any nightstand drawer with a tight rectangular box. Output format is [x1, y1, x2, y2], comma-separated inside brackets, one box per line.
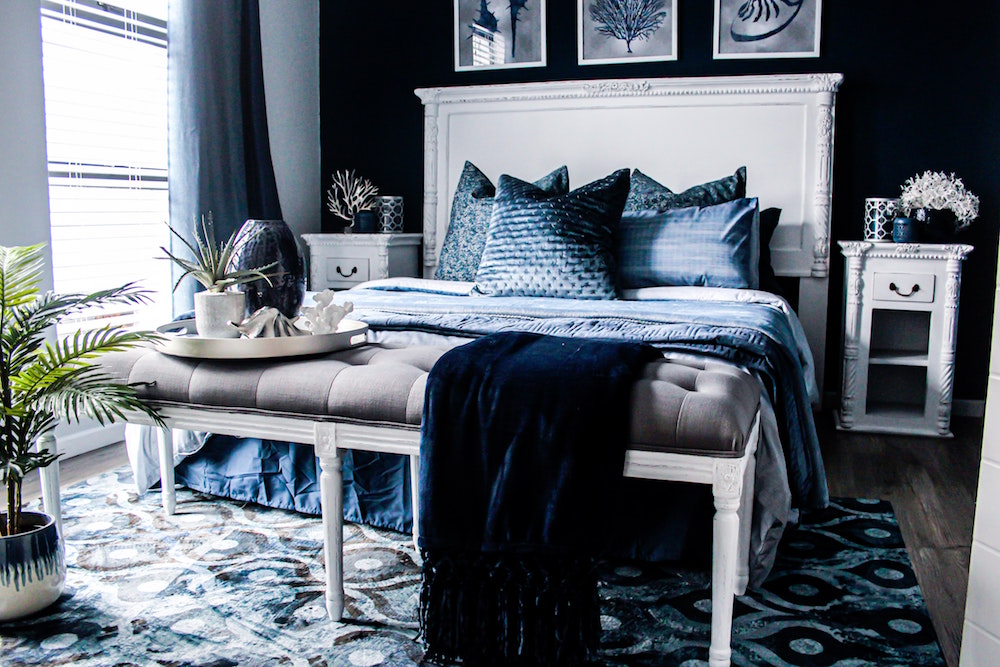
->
[873, 272, 935, 303]
[325, 256, 370, 286]
[303, 233, 422, 291]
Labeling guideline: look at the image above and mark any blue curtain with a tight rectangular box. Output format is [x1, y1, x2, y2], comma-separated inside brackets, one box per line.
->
[168, 0, 283, 315]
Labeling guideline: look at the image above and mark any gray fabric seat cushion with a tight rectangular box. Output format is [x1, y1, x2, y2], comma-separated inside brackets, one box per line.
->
[101, 344, 760, 457]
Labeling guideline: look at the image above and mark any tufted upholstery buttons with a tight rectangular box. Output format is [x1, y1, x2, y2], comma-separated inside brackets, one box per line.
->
[101, 344, 760, 455]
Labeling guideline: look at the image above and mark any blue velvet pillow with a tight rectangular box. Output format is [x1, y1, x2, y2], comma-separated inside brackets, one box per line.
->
[474, 169, 631, 299]
[624, 167, 747, 212]
[616, 198, 760, 289]
[435, 162, 570, 281]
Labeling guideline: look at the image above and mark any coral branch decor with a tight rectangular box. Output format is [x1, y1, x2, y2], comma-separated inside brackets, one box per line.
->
[325, 170, 380, 228]
[590, 0, 666, 53]
[579, 0, 675, 64]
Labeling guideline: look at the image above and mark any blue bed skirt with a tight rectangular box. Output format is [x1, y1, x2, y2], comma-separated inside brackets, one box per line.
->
[174, 435, 716, 563]
[175, 435, 414, 534]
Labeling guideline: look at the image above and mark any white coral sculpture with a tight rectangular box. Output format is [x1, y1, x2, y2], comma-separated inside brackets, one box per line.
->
[325, 170, 379, 223]
[899, 170, 980, 228]
[297, 290, 353, 334]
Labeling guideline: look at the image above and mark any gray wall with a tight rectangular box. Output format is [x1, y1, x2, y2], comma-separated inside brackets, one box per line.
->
[0, 0, 53, 286]
[260, 0, 321, 242]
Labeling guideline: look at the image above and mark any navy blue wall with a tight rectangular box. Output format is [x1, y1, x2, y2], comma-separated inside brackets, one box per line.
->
[320, 2, 1000, 403]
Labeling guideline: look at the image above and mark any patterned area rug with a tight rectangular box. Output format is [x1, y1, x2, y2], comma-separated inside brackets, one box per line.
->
[1, 468, 944, 666]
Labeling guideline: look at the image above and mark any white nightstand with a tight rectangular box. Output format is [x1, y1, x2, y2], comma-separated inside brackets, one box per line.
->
[302, 233, 422, 290]
[836, 241, 973, 437]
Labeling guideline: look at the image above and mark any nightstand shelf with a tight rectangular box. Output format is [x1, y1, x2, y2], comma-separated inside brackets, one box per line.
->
[302, 233, 422, 290]
[836, 242, 972, 437]
[868, 352, 930, 366]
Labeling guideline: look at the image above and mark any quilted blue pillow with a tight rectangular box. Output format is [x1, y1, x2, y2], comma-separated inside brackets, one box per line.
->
[435, 162, 570, 281]
[474, 169, 631, 299]
[625, 167, 747, 212]
[617, 198, 760, 289]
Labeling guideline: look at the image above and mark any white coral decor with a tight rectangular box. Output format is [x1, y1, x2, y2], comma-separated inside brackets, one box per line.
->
[297, 290, 353, 334]
[899, 170, 980, 228]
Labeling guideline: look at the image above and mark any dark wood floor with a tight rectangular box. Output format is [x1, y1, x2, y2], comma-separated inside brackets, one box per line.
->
[817, 412, 982, 667]
[20, 414, 982, 666]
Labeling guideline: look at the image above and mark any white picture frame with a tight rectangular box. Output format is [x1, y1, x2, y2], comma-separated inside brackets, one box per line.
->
[713, 0, 821, 60]
[454, 0, 547, 71]
[578, 0, 677, 65]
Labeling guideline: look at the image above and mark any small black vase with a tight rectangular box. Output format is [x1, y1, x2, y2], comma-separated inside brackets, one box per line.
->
[353, 210, 378, 233]
[231, 219, 306, 318]
[912, 208, 958, 243]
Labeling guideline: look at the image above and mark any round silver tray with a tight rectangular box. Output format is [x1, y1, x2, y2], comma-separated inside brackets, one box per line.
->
[155, 319, 369, 359]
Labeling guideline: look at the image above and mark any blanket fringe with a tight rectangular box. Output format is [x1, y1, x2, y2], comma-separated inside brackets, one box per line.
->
[419, 550, 600, 666]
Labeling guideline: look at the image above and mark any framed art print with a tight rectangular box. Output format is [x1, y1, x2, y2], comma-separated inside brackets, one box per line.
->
[714, 0, 821, 59]
[455, 0, 547, 71]
[578, 0, 677, 65]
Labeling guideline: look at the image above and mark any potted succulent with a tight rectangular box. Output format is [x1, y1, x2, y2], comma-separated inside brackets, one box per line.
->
[160, 213, 277, 337]
[1, 243, 164, 620]
[898, 171, 980, 242]
[325, 170, 380, 233]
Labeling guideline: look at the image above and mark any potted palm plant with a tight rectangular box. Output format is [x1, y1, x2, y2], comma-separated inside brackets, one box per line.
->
[1, 243, 164, 620]
[160, 213, 277, 338]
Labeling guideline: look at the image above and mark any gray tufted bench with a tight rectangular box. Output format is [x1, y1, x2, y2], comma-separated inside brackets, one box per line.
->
[53, 342, 760, 666]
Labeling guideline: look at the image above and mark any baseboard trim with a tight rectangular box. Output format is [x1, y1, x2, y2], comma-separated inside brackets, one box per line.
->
[953, 399, 986, 418]
[56, 423, 125, 459]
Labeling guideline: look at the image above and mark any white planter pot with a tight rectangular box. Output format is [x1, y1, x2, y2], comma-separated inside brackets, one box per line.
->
[0, 511, 66, 621]
[194, 291, 245, 338]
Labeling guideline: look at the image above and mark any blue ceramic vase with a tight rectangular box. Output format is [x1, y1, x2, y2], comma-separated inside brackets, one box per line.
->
[231, 219, 306, 318]
[892, 217, 918, 243]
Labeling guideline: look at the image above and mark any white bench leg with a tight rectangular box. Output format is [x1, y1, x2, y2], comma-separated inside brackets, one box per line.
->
[318, 448, 345, 621]
[409, 454, 420, 553]
[156, 427, 176, 515]
[735, 451, 756, 595]
[709, 459, 744, 667]
[36, 432, 62, 538]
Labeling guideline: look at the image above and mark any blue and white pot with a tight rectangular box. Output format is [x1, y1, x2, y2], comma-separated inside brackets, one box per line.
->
[0, 511, 66, 621]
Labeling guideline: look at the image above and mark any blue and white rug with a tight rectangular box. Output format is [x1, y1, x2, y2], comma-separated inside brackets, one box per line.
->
[1, 469, 944, 666]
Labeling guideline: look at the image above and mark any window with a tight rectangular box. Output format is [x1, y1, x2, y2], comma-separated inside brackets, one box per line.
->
[40, 0, 170, 333]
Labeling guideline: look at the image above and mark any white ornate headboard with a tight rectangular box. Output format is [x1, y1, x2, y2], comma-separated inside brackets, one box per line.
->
[414, 73, 843, 394]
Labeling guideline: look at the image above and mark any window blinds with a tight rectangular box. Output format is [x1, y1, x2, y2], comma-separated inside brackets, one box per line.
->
[40, 0, 170, 331]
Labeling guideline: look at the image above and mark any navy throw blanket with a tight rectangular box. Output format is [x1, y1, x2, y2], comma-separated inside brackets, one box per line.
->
[418, 332, 661, 666]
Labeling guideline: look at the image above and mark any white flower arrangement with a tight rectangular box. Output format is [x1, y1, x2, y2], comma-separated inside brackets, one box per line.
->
[898, 170, 980, 228]
[325, 170, 379, 223]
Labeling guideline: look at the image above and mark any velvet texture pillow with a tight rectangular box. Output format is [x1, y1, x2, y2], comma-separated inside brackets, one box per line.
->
[435, 162, 570, 281]
[758, 207, 786, 298]
[624, 167, 747, 212]
[474, 169, 631, 299]
[616, 198, 760, 289]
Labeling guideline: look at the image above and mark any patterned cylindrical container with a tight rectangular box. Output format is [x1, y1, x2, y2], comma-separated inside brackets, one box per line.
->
[376, 196, 404, 233]
[864, 198, 898, 243]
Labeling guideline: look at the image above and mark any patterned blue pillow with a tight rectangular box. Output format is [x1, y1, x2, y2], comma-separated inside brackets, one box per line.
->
[435, 162, 570, 281]
[625, 167, 747, 212]
[474, 169, 631, 299]
[616, 198, 760, 289]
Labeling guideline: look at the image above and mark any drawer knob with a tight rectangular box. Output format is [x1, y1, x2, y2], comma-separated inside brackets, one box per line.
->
[889, 282, 920, 297]
[336, 265, 358, 278]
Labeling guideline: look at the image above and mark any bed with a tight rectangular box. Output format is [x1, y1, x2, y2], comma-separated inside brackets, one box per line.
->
[115, 73, 842, 665]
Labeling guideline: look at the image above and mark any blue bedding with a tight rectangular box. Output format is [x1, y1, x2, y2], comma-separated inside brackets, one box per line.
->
[170, 281, 825, 580]
[343, 285, 826, 510]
